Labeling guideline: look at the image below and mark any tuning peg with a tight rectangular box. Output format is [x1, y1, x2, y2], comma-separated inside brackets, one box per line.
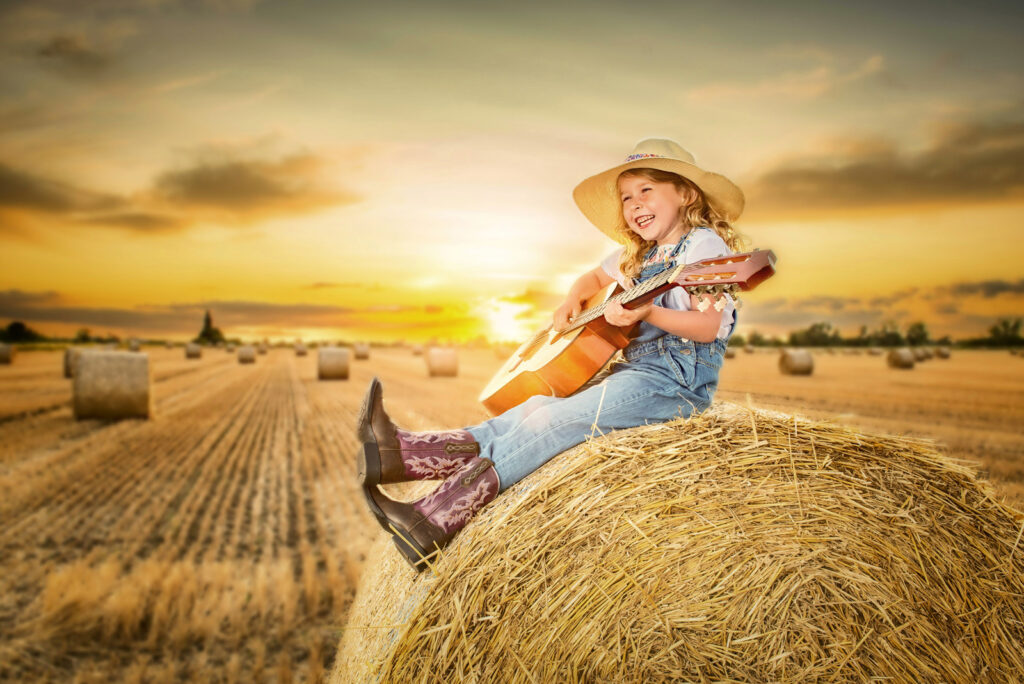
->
[696, 297, 711, 312]
[713, 296, 726, 312]
[734, 297, 743, 310]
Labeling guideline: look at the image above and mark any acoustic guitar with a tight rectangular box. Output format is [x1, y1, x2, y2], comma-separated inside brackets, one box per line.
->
[478, 249, 777, 415]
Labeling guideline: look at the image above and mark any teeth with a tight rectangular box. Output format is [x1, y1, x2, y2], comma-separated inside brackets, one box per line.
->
[636, 215, 654, 227]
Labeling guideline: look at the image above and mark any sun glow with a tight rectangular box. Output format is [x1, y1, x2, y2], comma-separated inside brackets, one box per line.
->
[477, 299, 534, 343]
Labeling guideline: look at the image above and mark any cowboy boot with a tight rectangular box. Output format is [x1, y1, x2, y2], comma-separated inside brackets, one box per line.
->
[365, 456, 499, 571]
[357, 376, 480, 485]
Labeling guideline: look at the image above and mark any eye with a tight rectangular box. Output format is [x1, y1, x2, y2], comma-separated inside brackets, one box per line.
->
[641, 187, 651, 193]
[620, 194, 631, 203]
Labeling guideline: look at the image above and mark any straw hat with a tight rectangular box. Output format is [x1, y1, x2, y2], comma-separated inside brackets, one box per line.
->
[572, 138, 745, 243]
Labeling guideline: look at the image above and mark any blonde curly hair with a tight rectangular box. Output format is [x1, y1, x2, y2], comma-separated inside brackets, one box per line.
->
[615, 168, 745, 280]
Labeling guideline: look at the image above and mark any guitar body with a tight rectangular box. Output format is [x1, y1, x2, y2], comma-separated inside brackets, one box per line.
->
[478, 285, 633, 416]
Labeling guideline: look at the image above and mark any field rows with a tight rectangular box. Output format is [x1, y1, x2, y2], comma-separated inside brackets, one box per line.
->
[0, 346, 1021, 681]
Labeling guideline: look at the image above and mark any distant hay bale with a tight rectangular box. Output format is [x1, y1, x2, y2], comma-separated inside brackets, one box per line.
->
[295, 343, 308, 357]
[318, 347, 350, 380]
[913, 347, 933, 361]
[743, 345, 754, 354]
[411, 345, 424, 356]
[164, 341, 173, 349]
[936, 347, 951, 359]
[185, 343, 201, 359]
[334, 404, 1024, 683]
[888, 348, 915, 369]
[778, 348, 813, 375]
[128, 338, 141, 352]
[868, 347, 883, 356]
[72, 351, 151, 420]
[724, 348, 736, 359]
[258, 343, 268, 355]
[63, 348, 82, 378]
[825, 347, 836, 355]
[226, 344, 236, 353]
[0, 343, 13, 365]
[353, 343, 371, 360]
[425, 347, 458, 377]
[237, 346, 256, 364]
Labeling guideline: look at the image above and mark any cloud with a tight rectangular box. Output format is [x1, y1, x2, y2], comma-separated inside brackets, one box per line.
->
[688, 54, 888, 102]
[0, 148, 362, 235]
[36, 34, 110, 76]
[151, 153, 361, 221]
[0, 163, 120, 214]
[947, 278, 1024, 298]
[0, 292, 459, 334]
[745, 112, 1024, 216]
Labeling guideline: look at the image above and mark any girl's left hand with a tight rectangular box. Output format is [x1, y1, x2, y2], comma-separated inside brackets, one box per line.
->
[604, 300, 652, 327]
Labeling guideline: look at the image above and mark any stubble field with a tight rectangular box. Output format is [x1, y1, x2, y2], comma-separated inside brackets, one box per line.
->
[0, 345, 1021, 682]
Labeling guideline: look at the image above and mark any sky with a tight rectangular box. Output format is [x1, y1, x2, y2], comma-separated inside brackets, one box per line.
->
[1, 0, 1022, 343]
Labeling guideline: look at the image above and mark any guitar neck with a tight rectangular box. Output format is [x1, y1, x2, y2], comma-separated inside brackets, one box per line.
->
[564, 264, 683, 332]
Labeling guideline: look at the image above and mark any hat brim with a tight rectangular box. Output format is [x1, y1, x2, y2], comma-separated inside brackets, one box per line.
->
[572, 158, 745, 243]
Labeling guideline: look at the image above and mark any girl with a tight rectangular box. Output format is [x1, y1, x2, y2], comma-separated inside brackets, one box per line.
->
[358, 138, 745, 570]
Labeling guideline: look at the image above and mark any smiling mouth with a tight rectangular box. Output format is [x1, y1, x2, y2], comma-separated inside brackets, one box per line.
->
[636, 215, 654, 228]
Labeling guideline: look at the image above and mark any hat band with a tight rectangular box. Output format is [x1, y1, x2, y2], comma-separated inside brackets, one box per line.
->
[624, 153, 665, 162]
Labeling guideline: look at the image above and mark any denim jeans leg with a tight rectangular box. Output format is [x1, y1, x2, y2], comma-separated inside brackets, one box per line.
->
[465, 360, 705, 491]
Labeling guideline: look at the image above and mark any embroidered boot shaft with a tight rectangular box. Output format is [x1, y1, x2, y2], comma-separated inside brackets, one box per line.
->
[357, 377, 481, 488]
[365, 457, 499, 571]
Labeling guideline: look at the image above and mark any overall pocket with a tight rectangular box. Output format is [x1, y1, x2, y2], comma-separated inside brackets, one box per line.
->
[663, 341, 697, 387]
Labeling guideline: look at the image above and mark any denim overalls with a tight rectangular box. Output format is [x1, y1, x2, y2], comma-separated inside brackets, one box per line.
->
[466, 229, 734, 491]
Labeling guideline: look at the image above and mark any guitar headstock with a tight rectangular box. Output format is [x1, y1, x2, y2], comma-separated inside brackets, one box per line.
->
[669, 249, 777, 312]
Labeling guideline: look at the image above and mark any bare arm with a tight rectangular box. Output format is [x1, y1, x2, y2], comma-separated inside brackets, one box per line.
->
[604, 292, 724, 343]
[553, 265, 615, 331]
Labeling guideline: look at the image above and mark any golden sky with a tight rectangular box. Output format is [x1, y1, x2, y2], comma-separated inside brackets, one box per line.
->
[1, 0, 1023, 343]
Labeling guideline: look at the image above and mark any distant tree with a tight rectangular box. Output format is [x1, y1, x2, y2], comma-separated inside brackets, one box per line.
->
[74, 328, 91, 343]
[988, 318, 1022, 344]
[194, 309, 225, 345]
[1, 321, 45, 343]
[728, 333, 747, 348]
[788, 322, 840, 347]
[873, 321, 904, 347]
[905, 321, 930, 347]
[748, 330, 766, 346]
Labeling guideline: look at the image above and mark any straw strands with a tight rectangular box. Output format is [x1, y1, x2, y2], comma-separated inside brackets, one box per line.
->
[336, 403, 1024, 683]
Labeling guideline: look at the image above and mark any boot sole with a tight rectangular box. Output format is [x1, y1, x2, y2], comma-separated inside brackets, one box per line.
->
[356, 377, 389, 533]
[389, 525, 433, 573]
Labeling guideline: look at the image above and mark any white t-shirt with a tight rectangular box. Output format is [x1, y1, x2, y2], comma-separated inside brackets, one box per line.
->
[600, 227, 736, 340]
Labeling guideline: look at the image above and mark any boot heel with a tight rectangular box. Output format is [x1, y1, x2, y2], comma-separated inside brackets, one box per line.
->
[391, 529, 433, 572]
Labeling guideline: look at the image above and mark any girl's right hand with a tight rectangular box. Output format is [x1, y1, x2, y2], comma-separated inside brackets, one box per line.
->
[552, 298, 584, 332]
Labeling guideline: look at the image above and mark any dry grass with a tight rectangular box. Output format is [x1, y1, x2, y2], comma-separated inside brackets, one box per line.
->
[337, 403, 1024, 683]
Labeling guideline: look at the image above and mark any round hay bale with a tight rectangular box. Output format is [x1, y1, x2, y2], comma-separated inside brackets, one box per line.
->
[778, 348, 813, 375]
[825, 347, 836, 355]
[185, 343, 202, 359]
[888, 348, 915, 369]
[425, 347, 458, 377]
[743, 344, 754, 354]
[335, 405, 1024, 683]
[237, 345, 256, 364]
[128, 338, 141, 352]
[72, 351, 151, 420]
[411, 345, 424, 356]
[318, 347, 350, 380]
[63, 347, 83, 378]
[724, 348, 736, 359]
[164, 341, 173, 349]
[868, 347, 883, 356]
[0, 343, 14, 365]
[225, 344, 236, 353]
[913, 347, 933, 361]
[936, 346, 951, 359]
[353, 343, 371, 360]
[258, 343, 268, 355]
[295, 343, 308, 357]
